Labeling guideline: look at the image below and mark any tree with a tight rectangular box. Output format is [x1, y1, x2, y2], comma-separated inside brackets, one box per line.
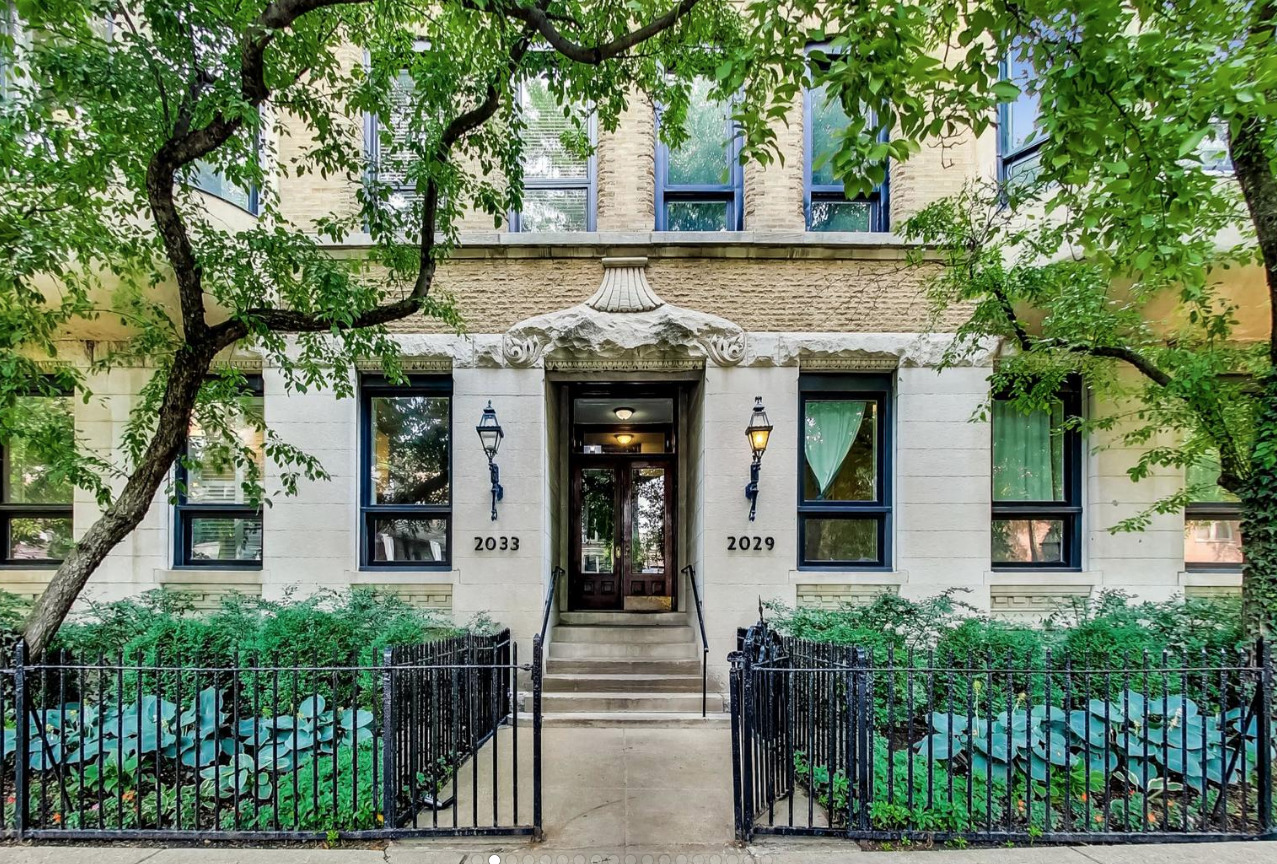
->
[727, 0, 1277, 635]
[1, 0, 742, 655]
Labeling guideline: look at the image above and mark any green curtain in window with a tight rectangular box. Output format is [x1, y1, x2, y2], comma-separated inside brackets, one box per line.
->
[992, 399, 1063, 501]
[804, 400, 865, 498]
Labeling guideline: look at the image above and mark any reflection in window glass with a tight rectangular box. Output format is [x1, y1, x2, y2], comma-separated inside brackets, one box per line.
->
[1003, 43, 1042, 157]
[6, 395, 74, 505]
[186, 396, 265, 504]
[1184, 450, 1243, 569]
[580, 469, 615, 574]
[3, 393, 74, 565]
[809, 83, 849, 188]
[803, 518, 877, 564]
[630, 468, 667, 575]
[809, 200, 871, 232]
[515, 75, 594, 231]
[666, 201, 728, 231]
[191, 161, 255, 213]
[992, 518, 1064, 565]
[189, 516, 262, 563]
[666, 79, 732, 186]
[370, 517, 448, 563]
[7, 517, 73, 561]
[372, 395, 450, 506]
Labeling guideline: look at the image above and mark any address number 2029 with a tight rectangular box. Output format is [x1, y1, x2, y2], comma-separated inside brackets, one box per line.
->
[728, 536, 775, 551]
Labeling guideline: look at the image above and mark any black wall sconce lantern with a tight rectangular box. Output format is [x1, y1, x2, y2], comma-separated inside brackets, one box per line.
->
[476, 401, 504, 521]
[744, 396, 773, 521]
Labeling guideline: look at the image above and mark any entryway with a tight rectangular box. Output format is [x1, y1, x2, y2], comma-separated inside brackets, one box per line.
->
[568, 390, 677, 612]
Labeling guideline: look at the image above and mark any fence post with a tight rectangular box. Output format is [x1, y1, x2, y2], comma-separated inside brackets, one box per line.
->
[1259, 639, 1273, 835]
[728, 650, 746, 843]
[381, 647, 397, 831]
[531, 633, 544, 841]
[853, 646, 872, 834]
[740, 630, 756, 841]
[13, 641, 27, 840]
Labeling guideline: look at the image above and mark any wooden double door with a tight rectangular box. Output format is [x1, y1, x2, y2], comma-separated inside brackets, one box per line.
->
[569, 456, 676, 611]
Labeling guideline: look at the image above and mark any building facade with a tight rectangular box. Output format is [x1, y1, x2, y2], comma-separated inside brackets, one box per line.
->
[3, 64, 1262, 711]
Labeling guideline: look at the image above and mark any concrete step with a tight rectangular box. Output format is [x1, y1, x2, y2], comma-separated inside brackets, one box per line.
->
[545, 657, 703, 676]
[553, 624, 694, 644]
[542, 691, 711, 713]
[558, 611, 687, 626]
[519, 711, 731, 728]
[548, 640, 701, 660]
[544, 672, 703, 693]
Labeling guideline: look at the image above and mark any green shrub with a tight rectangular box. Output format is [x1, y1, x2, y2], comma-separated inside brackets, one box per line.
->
[54, 587, 482, 666]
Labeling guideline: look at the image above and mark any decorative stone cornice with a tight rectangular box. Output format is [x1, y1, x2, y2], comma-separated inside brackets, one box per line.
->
[354, 356, 453, 373]
[501, 258, 746, 369]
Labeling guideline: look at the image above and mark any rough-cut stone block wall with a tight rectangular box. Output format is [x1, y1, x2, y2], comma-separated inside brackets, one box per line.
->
[385, 255, 961, 336]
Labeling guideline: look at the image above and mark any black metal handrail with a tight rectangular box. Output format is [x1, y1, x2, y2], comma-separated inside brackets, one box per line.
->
[682, 564, 709, 717]
[539, 566, 563, 645]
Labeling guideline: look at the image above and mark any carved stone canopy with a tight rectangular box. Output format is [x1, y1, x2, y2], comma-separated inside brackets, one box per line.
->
[502, 257, 746, 368]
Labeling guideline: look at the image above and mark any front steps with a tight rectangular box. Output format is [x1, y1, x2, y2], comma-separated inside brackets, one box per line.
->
[527, 612, 729, 727]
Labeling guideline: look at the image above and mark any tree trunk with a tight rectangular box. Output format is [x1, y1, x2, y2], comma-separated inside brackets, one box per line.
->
[20, 347, 214, 657]
[1240, 372, 1277, 639]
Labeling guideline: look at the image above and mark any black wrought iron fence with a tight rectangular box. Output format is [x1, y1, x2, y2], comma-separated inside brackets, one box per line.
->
[0, 629, 540, 842]
[730, 624, 1276, 844]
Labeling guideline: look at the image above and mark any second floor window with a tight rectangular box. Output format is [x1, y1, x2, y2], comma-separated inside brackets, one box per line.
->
[2, 390, 73, 565]
[191, 160, 258, 215]
[991, 380, 1082, 569]
[1185, 452, 1243, 571]
[655, 78, 743, 231]
[512, 75, 595, 232]
[798, 374, 893, 569]
[361, 376, 451, 568]
[805, 82, 889, 231]
[999, 43, 1044, 182]
[175, 377, 264, 567]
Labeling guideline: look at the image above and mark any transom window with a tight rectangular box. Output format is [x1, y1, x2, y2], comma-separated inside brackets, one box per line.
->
[175, 377, 264, 567]
[990, 381, 1082, 569]
[511, 74, 595, 232]
[1, 390, 74, 566]
[360, 376, 451, 569]
[798, 375, 893, 569]
[999, 42, 1044, 183]
[805, 82, 889, 232]
[655, 77, 743, 231]
[1184, 452, 1243, 571]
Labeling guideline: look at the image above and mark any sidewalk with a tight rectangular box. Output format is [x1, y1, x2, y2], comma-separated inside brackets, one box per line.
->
[0, 841, 1273, 864]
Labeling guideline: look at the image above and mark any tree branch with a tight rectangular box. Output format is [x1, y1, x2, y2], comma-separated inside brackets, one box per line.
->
[502, 0, 701, 65]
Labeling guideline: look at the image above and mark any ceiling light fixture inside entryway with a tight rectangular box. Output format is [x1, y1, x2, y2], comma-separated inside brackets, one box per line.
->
[614, 406, 634, 421]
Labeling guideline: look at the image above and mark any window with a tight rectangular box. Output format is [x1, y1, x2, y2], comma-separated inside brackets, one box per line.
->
[998, 42, 1044, 183]
[1185, 452, 1243, 570]
[367, 67, 421, 212]
[190, 160, 258, 214]
[1, 391, 74, 565]
[990, 381, 1083, 569]
[798, 375, 892, 569]
[804, 82, 889, 231]
[655, 77, 743, 231]
[175, 377, 264, 567]
[511, 75, 595, 231]
[360, 376, 451, 568]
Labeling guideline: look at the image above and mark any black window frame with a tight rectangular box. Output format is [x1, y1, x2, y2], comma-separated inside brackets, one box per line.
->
[803, 47, 890, 233]
[173, 374, 265, 569]
[654, 82, 744, 231]
[997, 47, 1045, 184]
[359, 375, 453, 571]
[797, 373, 894, 571]
[508, 74, 597, 232]
[1, 384, 74, 568]
[990, 378, 1083, 572]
